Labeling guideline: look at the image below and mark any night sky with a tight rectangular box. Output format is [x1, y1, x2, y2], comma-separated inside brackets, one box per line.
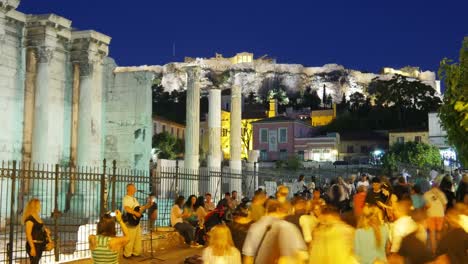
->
[19, 0, 467, 74]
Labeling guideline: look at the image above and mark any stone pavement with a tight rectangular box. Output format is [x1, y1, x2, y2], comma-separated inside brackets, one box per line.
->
[64, 246, 203, 264]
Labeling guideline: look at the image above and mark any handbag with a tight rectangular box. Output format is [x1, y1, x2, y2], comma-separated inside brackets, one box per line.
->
[42, 227, 54, 251]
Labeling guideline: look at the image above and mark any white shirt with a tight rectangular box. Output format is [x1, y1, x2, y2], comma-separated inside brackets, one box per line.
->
[390, 216, 425, 253]
[170, 205, 183, 227]
[123, 195, 139, 211]
[357, 181, 369, 188]
[292, 180, 306, 194]
[424, 188, 447, 217]
[202, 247, 241, 264]
[299, 214, 319, 243]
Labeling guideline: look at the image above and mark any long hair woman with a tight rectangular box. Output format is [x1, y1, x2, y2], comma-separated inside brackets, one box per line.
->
[202, 224, 241, 264]
[354, 205, 389, 264]
[184, 195, 198, 226]
[89, 210, 129, 263]
[23, 198, 48, 264]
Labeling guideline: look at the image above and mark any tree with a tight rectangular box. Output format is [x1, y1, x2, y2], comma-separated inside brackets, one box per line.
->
[349, 92, 366, 112]
[152, 132, 184, 160]
[382, 142, 442, 175]
[241, 120, 254, 158]
[368, 75, 442, 127]
[439, 37, 468, 166]
[322, 85, 327, 106]
[302, 87, 322, 110]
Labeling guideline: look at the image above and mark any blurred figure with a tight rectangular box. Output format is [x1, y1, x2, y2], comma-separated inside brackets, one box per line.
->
[310, 188, 326, 209]
[354, 206, 388, 264]
[357, 174, 369, 189]
[202, 224, 241, 264]
[424, 182, 448, 254]
[23, 198, 48, 264]
[276, 185, 290, 203]
[231, 190, 239, 209]
[436, 203, 468, 264]
[292, 174, 306, 196]
[299, 202, 323, 244]
[242, 200, 307, 264]
[353, 185, 367, 217]
[365, 177, 389, 208]
[390, 199, 426, 254]
[194, 196, 207, 244]
[89, 210, 129, 264]
[456, 174, 468, 204]
[147, 193, 158, 232]
[249, 191, 267, 222]
[309, 206, 358, 264]
[393, 176, 411, 200]
[204, 193, 215, 212]
[285, 198, 307, 228]
[410, 185, 426, 209]
[217, 192, 232, 209]
[440, 175, 456, 209]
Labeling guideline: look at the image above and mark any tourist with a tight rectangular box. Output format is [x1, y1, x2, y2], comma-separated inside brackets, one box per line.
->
[410, 185, 426, 209]
[248, 191, 267, 221]
[292, 174, 306, 196]
[424, 181, 448, 254]
[202, 224, 241, 264]
[390, 199, 426, 254]
[354, 205, 388, 264]
[204, 193, 216, 212]
[285, 198, 307, 228]
[276, 185, 290, 204]
[310, 188, 326, 209]
[414, 173, 431, 193]
[242, 200, 307, 264]
[122, 183, 154, 258]
[231, 190, 239, 209]
[436, 203, 468, 264]
[393, 176, 411, 200]
[456, 173, 468, 203]
[440, 175, 456, 209]
[377, 183, 398, 222]
[23, 198, 49, 264]
[357, 174, 370, 189]
[194, 196, 207, 228]
[353, 185, 367, 217]
[365, 177, 388, 208]
[217, 192, 232, 209]
[184, 195, 198, 226]
[308, 206, 358, 264]
[89, 210, 129, 264]
[299, 201, 322, 244]
[170, 196, 200, 247]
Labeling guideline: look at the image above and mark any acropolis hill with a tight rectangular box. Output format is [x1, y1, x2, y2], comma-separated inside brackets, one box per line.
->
[0, 0, 440, 172]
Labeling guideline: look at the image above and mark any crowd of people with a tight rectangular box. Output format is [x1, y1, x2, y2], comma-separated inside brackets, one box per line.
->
[171, 171, 468, 264]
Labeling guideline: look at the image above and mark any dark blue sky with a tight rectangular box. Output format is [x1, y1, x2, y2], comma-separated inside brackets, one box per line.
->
[19, 0, 467, 73]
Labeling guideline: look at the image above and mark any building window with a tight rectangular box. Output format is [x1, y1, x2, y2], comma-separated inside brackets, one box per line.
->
[222, 128, 228, 137]
[297, 151, 305, 161]
[260, 150, 268, 161]
[278, 128, 287, 143]
[162, 125, 166, 133]
[279, 149, 288, 160]
[171, 127, 174, 135]
[415, 136, 421, 143]
[360, 145, 368, 153]
[396, 137, 404, 144]
[260, 128, 268, 143]
[347, 146, 354, 153]
[177, 128, 180, 138]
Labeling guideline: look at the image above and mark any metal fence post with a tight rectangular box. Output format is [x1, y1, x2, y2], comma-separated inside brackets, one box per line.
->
[175, 160, 179, 198]
[53, 164, 62, 261]
[100, 159, 107, 216]
[111, 160, 117, 211]
[7, 161, 17, 264]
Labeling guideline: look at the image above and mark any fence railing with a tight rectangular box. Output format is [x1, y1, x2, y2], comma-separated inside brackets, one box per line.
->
[0, 159, 382, 263]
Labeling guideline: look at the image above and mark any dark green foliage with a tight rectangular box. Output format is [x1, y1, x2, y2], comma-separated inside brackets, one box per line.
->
[438, 37, 468, 166]
[152, 132, 184, 159]
[382, 142, 442, 175]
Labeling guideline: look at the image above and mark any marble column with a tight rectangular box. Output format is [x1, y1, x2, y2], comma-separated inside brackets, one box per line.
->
[183, 66, 200, 194]
[30, 46, 55, 164]
[21, 48, 37, 165]
[207, 88, 222, 197]
[230, 84, 242, 194]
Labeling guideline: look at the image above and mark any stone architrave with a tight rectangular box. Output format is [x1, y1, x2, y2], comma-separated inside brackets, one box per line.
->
[183, 66, 201, 194]
[207, 88, 222, 197]
[230, 83, 242, 194]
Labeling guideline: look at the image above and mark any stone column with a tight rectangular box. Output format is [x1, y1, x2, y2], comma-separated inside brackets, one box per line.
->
[183, 66, 200, 194]
[21, 48, 37, 165]
[230, 84, 242, 194]
[207, 88, 222, 197]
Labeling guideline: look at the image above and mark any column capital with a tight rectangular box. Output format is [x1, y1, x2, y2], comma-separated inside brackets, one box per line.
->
[71, 30, 111, 76]
[0, 0, 20, 13]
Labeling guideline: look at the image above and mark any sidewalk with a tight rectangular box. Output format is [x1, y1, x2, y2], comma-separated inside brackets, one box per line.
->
[65, 246, 203, 264]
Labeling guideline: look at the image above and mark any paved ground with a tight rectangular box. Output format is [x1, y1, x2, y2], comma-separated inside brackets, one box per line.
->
[64, 246, 203, 264]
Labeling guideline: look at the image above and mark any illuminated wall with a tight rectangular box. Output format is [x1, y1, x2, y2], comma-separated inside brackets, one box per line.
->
[389, 131, 429, 146]
[310, 104, 336, 127]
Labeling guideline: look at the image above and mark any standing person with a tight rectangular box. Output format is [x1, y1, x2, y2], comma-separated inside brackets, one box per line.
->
[357, 174, 370, 189]
[354, 206, 389, 264]
[424, 182, 448, 254]
[353, 185, 367, 217]
[89, 210, 129, 264]
[231, 190, 239, 209]
[202, 225, 241, 264]
[410, 185, 426, 209]
[242, 200, 307, 264]
[292, 174, 306, 196]
[248, 191, 267, 222]
[122, 183, 153, 258]
[440, 175, 456, 209]
[23, 198, 49, 264]
[456, 174, 468, 203]
[393, 176, 411, 200]
[170, 196, 201, 247]
[365, 177, 389, 209]
[390, 199, 426, 254]
[204, 193, 216, 212]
